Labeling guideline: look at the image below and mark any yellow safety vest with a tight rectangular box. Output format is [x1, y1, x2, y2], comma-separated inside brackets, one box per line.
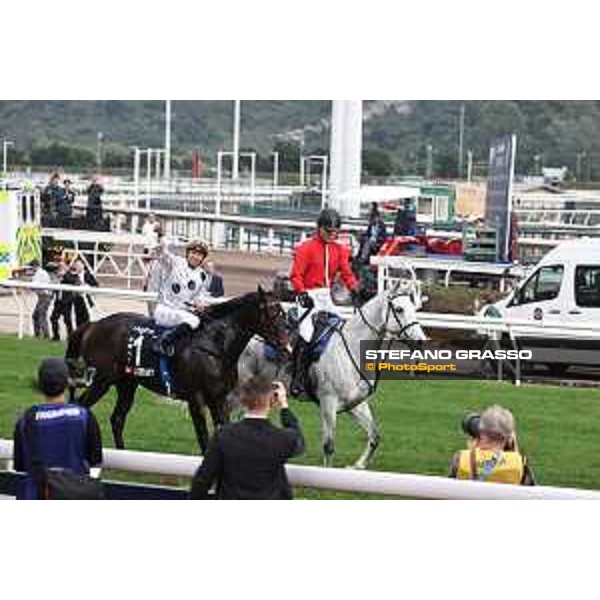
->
[456, 449, 525, 485]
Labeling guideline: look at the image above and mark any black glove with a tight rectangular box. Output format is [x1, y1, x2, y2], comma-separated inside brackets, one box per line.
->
[350, 289, 361, 307]
[297, 291, 315, 310]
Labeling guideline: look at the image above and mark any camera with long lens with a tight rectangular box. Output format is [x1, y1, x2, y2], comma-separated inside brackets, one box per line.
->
[461, 412, 481, 438]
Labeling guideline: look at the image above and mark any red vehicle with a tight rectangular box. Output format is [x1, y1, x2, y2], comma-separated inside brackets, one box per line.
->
[378, 234, 463, 257]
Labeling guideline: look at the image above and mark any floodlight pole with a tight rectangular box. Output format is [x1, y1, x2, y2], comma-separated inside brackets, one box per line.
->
[458, 104, 465, 179]
[216, 151, 223, 216]
[272, 151, 279, 188]
[232, 100, 241, 180]
[164, 100, 171, 180]
[146, 148, 152, 209]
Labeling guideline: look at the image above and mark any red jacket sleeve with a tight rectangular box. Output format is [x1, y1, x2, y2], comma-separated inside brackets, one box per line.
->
[289, 242, 309, 293]
[337, 243, 358, 291]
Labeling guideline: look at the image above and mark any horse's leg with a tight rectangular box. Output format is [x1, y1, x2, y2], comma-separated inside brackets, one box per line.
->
[320, 395, 338, 468]
[110, 381, 138, 450]
[349, 400, 380, 470]
[75, 375, 112, 409]
[207, 394, 230, 430]
[188, 395, 210, 455]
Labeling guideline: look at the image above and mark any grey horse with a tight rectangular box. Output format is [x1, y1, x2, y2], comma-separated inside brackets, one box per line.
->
[238, 286, 427, 468]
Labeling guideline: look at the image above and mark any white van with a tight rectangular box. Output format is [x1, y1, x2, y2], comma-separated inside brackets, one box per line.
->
[483, 238, 600, 328]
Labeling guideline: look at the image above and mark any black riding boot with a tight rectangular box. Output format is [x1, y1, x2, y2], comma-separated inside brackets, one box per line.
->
[153, 323, 193, 357]
[290, 338, 311, 397]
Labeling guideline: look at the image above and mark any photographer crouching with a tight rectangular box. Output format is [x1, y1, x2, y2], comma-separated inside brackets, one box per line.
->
[448, 405, 535, 485]
[190, 377, 305, 500]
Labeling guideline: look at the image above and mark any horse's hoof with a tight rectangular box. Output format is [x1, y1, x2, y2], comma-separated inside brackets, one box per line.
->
[349, 463, 367, 471]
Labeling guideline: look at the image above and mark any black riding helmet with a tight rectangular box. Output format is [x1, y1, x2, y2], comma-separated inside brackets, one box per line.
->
[317, 208, 341, 230]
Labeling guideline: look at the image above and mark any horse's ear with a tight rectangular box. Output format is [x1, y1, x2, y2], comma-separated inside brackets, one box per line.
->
[257, 284, 265, 297]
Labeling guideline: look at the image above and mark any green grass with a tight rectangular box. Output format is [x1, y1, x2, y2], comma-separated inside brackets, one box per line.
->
[2, 334, 600, 494]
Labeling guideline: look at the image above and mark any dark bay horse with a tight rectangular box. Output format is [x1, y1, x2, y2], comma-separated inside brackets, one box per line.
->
[66, 288, 289, 453]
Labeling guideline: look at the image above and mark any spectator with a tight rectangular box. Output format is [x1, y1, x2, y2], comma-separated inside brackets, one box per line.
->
[393, 199, 418, 236]
[12, 357, 103, 499]
[204, 259, 224, 298]
[58, 178, 76, 226]
[70, 258, 99, 328]
[357, 202, 388, 265]
[30, 260, 53, 339]
[50, 260, 77, 341]
[86, 175, 104, 230]
[448, 405, 535, 485]
[143, 244, 164, 317]
[141, 213, 161, 255]
[41, 172, 64, 225]
[190, 377, 304, 500]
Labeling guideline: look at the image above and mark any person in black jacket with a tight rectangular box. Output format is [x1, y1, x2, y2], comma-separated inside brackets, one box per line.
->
[86, 175, 104, 230]
[190, 377, 304, 500]
[50, 260, 77, 341]
[204, 259, 224, 298]
[41, 172, 65, 226]
[70, 258, 99, 328]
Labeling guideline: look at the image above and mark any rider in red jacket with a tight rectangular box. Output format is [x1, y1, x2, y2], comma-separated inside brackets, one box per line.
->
[289, 208, 359, 397]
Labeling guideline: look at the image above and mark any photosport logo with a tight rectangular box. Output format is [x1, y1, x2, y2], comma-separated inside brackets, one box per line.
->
[359, 340, 535, 381]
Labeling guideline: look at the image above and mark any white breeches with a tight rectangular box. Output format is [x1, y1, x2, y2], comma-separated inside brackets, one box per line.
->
[298, 288, 336, 342]
[154, 304, 200, 329]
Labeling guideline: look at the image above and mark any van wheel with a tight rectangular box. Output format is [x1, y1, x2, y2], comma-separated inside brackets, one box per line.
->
[546, 363, 569, 377]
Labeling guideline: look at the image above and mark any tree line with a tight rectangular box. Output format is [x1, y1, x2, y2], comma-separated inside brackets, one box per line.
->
[7, 140, 397, 178]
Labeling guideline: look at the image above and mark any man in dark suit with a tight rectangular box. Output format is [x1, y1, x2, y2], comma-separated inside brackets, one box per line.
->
[190, 377, 304, 500]
[204, 259, 224, 298]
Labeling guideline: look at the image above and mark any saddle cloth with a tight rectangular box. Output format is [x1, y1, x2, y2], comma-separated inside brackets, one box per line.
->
[262, 311, 344, 362]
[308, 312, 344, 360]
[125, 321, 173, 395]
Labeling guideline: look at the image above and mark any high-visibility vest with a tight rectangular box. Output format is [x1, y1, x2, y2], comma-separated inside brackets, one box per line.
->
[456, 449, 525, 485]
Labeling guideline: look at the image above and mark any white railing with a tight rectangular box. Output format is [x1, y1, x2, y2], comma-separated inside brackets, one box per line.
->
[5, 279, 600, 342]
[0, 279, 156, 339]
[0, 438, 596, 499]
[44, 205, 362, 264]
[4, 278, 600, 389]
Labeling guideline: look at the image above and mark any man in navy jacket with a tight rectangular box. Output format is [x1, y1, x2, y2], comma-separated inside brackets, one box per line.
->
[13, 358, 103, 500]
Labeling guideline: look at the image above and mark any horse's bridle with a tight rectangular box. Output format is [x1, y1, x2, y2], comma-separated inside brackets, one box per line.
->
[256, 299, 289, 351]
[355, 293, 421, 344]
[320, 293, 422, 406]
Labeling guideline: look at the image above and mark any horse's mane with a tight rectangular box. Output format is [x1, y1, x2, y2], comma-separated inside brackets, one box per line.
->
[202, 291, 261, 320]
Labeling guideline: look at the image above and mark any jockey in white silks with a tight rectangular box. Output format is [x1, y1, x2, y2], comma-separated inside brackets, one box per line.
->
[152, 238, 212, 356]
[288, 208, 360, 397]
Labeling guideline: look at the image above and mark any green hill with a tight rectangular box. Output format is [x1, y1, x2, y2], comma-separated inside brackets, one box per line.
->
[1, 100, 600, 178]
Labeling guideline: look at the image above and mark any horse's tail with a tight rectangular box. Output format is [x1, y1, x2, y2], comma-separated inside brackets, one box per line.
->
[66, 322, 91, 361]
[65, 322, 93, 379]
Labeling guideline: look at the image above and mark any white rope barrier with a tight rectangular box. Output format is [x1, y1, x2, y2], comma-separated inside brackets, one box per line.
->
[0, 439, 597, 499]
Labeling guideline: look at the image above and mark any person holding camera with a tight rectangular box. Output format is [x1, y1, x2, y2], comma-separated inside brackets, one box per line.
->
[449, 405, 535, 485]
[190, 376, 305, 500]
[12, 357, 103, 500]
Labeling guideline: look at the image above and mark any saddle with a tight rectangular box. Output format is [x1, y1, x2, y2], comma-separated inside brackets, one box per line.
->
[125, 320, 174, 396]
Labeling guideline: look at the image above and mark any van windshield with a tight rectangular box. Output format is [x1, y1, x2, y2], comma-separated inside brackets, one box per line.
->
[517, 265, 564, 305]
[575, 266, 600, 308]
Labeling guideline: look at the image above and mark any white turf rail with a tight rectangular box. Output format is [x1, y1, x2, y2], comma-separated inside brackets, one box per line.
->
[0, 439, 598, 499]
[5, 279, 600, 339]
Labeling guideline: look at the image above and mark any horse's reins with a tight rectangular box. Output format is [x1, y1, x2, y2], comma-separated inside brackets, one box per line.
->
[333, 294, 422, 400]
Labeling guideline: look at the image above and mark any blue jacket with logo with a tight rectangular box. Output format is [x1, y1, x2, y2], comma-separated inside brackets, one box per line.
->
[13, 403, 103, 500]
